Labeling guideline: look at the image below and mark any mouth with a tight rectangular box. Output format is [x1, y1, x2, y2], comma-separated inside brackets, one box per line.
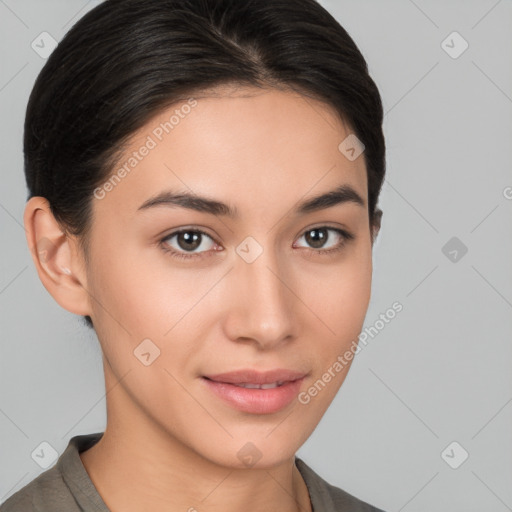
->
[211, 380, 287, 389]
[203, 368, 307, 385]
[201, 368, 308, 414]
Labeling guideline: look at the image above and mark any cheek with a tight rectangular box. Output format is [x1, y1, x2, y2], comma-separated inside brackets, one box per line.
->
[300, 244, 373, 375]
[306, 245, 372, 328]
[85, 251, 204, 424]
[86, 242, 218, 376]
[87, 243, 181, 335]
[295, 251, 372, 416]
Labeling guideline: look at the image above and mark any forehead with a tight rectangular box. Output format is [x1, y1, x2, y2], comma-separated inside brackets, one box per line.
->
[94, 86, 368, 220]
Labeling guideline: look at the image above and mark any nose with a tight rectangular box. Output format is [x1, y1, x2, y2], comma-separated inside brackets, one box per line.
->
[222, 246, 298, 350]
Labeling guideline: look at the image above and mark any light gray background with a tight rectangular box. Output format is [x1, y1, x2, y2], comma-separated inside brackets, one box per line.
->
[1, 1, 511, 510]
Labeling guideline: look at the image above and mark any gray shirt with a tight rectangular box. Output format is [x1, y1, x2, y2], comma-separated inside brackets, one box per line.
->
[0, 433, 385, 512]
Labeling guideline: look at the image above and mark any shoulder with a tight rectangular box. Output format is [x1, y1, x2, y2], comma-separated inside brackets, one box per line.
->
[0, 464, 75, 512]
[0, 433, 105, 512]
[295, 457, 387, 512]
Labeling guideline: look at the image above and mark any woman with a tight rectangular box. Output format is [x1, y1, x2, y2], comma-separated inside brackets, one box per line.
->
[1, 0, 387, 510]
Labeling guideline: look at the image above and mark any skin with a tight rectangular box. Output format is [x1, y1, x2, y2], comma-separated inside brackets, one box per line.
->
[24, 85, 381, 512]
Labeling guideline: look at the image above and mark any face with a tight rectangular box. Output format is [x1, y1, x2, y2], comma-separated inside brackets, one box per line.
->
[82, 85, 375, 468]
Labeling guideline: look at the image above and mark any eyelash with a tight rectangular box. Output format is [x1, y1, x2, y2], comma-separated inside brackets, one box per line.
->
[159, 226, 355, 261]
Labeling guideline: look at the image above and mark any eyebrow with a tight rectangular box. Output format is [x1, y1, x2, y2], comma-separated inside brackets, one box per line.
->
[137, 183, 366, 218]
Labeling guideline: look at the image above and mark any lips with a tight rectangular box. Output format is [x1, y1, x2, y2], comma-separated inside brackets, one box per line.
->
[201, 368, 308, 414]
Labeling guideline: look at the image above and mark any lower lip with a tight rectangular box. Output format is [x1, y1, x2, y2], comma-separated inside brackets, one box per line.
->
[202, 377, 305, 414]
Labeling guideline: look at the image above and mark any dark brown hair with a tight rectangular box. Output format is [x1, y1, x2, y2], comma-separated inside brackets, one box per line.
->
[24, 0, 386, 328]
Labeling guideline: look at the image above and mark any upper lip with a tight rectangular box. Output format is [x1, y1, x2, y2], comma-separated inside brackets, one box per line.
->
[204, 368, 307, 385]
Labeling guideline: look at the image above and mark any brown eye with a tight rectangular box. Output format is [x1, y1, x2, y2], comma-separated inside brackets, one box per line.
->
[174, 231, 202, 251]
[304, 228, 329, 249]
[161, 229, 218, 260]
[295, 226, 354, 254]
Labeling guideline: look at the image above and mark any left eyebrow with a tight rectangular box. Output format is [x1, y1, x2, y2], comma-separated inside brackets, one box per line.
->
[296, 184, 366, 214]
[137, 183, 366, 218]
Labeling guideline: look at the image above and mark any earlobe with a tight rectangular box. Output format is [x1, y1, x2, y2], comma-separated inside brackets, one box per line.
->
[24, 196, 93, 317]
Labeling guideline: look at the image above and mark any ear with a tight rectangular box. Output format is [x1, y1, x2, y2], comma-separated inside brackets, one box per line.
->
[371, 208, 383, 246]
[24, 196, 93, 317]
